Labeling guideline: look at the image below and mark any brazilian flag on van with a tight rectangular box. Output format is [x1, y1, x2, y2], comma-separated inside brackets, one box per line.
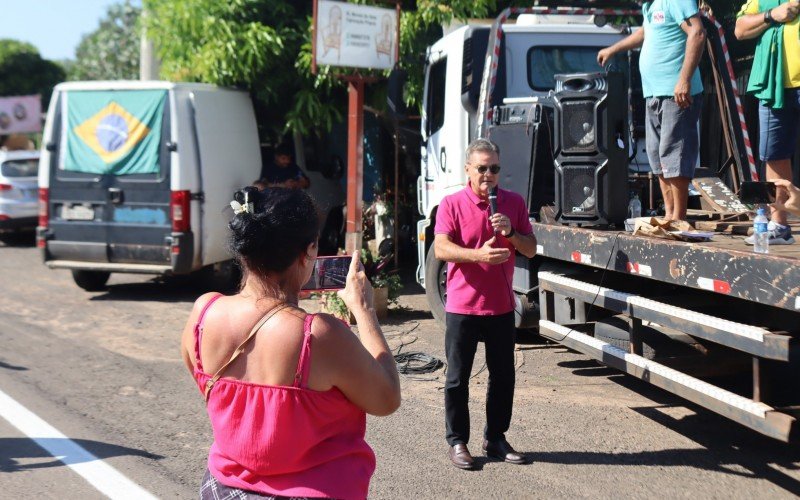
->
[63, 90, 166, 175]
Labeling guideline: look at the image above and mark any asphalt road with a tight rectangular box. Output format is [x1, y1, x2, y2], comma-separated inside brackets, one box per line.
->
[1, 231, 799, 499]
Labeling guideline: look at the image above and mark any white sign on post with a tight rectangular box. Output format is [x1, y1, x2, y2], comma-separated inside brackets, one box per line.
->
[315, 0, 397, 70]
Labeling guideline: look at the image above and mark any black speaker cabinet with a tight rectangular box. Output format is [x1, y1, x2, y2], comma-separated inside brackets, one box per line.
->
[554, 156, 627, 224]
[553, 72, 629, 225]
[487, 103, 542, 208]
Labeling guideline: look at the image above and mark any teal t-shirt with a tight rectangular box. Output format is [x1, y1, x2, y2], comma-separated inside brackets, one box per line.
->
[639, 0, 704, 98]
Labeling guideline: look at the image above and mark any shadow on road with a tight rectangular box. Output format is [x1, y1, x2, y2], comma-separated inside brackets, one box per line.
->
[547, 353, 800, 495]
[89, 274, 238, 303]
[0, 437, 163, 472]
[0, 359, 27, 371]
[524, 433, 800, 495]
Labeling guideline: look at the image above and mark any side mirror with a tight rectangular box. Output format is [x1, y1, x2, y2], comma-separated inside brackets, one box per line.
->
[387, 68, 407, 121]
[45, 142, 57, 152]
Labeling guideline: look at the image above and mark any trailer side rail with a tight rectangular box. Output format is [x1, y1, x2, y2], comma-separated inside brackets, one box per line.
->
[538, 320, 795, 441]
[538, 271, 791, 360]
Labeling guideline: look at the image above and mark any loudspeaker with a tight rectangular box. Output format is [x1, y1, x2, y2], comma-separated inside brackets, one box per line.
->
[554, 156, 627, 223]
[487, 103, 542, 209]
[553, 72, 628, 225]
[553, 72, 627, 157]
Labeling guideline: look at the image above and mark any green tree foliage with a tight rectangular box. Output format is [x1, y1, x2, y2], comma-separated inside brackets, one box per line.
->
[0, 40, 65, 107]
[142, 0, 502, 138]
[142, 0, 748, 137]
[143, 0, 334, 140]
[69, 2, 141, 81]
[398, 0, 497, 110]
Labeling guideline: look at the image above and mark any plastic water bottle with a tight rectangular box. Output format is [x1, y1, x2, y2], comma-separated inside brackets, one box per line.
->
[753, 208, 769, 254]
[628, 194, 642, 219]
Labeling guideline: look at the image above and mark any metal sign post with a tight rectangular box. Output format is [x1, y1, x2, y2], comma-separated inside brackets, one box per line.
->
[344, 76, 365, 254]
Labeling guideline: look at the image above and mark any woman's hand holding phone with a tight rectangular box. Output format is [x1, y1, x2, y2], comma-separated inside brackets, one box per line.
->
[772, 179, 800, 217]
[337, 252, 374, 314]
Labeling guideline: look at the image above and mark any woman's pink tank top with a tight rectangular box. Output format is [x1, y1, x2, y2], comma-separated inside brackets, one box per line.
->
[193, 295, 375, 499]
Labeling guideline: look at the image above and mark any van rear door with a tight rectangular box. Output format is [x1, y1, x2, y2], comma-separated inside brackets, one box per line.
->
[45, 89, 174, 271]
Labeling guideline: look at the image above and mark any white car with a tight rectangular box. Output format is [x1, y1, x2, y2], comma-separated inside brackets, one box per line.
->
[0, 150, 39, 231]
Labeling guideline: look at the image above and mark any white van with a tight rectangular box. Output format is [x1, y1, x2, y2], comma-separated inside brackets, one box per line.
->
[37, 81, 261, 290]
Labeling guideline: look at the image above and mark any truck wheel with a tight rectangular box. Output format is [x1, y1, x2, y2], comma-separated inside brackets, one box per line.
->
[424, 249, 447, 326]
[71, 270, 110, 291]
[594, 315, 699, 360]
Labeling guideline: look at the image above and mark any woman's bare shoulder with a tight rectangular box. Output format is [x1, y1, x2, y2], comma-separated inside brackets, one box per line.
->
[308, 313, 358, 346]
[192, 292, 225, 314]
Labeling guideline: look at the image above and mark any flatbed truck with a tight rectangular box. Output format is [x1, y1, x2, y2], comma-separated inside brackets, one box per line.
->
[414, 7, 800, 441]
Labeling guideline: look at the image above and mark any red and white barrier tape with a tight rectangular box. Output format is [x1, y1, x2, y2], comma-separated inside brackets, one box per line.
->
[700, 10, 759, 181]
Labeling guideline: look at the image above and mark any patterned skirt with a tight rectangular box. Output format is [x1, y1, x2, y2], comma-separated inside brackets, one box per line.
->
[200, 469, 317, 500]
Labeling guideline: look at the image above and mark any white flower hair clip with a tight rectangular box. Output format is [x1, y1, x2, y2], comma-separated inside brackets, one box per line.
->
[230, 191, 254, 215]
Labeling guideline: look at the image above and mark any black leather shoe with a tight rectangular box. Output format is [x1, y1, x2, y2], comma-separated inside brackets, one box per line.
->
[448, 444, 475, 470]
[482, 438, 526, 465]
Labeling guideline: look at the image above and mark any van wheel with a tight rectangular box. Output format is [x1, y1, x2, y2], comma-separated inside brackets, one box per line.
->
[72, 270, 111, 291]
[424, 249, 447, 327]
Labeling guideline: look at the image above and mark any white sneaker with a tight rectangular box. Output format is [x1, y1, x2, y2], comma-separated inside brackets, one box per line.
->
[744, 222, 795, 245]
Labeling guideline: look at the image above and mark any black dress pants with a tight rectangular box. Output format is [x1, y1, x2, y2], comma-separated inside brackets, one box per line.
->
[444, 311, 515, 446]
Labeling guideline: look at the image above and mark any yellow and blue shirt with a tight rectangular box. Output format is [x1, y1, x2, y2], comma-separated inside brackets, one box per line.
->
[739, 0, 800, 88]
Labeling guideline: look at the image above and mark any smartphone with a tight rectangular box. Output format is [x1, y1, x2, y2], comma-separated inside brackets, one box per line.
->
[739, 181, 776, 204]
[301, 255, 351, 291]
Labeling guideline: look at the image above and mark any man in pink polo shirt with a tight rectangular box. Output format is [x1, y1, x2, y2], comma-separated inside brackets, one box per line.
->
[434, 138, 537, 470]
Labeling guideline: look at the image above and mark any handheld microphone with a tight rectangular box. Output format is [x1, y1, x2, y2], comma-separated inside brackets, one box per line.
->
[488, 186, 498, 216]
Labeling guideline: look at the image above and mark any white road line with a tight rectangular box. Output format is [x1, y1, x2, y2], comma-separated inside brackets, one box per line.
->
[0, 388, 157, 499]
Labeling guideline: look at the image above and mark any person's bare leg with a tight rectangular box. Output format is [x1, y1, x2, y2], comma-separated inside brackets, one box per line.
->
[658, 175, 674, 220]
[766, 159, 792, 226]
[668, 176, 691, 221]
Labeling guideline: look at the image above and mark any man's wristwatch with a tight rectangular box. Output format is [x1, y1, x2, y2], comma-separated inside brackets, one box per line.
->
[505, 227, 516, 238]
[764, 8, 778, 25]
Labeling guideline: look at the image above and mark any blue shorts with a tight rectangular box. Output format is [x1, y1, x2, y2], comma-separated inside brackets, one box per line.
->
[758, 88, 800, 162]
[645, 95, 702, 179]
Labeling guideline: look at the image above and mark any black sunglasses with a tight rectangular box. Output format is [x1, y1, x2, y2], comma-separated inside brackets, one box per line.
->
[473, 164, 501, 174]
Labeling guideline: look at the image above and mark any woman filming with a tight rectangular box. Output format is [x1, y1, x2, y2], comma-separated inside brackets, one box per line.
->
[180, 186, 401, 499]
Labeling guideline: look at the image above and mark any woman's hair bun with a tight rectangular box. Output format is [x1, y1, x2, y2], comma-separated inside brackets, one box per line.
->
[233, 185, 260, 206]
[228, 186, 320, 275]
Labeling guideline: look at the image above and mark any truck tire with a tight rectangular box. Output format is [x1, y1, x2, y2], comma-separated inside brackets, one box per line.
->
[71, 270, 110, 291]
[424, 249, 447, 326]
[594, 315, 699, 360]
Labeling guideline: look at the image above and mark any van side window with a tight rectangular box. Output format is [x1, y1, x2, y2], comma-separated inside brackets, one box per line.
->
[426, 58, 447, 137]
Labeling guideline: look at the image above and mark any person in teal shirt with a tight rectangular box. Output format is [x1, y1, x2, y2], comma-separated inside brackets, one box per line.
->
[598, 0, 706, 221]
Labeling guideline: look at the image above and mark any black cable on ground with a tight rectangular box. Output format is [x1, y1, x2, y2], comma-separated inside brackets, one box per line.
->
[394, 351, 444, 375]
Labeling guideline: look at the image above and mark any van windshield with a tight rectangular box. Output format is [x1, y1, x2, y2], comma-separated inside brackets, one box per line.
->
[527, 46, 629, 91]
[2, 159, 38, 177]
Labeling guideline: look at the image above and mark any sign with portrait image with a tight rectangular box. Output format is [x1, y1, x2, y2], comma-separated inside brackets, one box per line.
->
[315, 0, 398, 70]
[0, 95, 42, 134]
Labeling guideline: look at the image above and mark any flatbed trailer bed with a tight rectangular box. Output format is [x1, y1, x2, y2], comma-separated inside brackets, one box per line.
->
[531, 220, 800, 441]
[532, 221, 800, 311]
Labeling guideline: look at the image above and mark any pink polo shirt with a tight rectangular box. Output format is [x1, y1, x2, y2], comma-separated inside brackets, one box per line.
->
[434, 185, 533, 315]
